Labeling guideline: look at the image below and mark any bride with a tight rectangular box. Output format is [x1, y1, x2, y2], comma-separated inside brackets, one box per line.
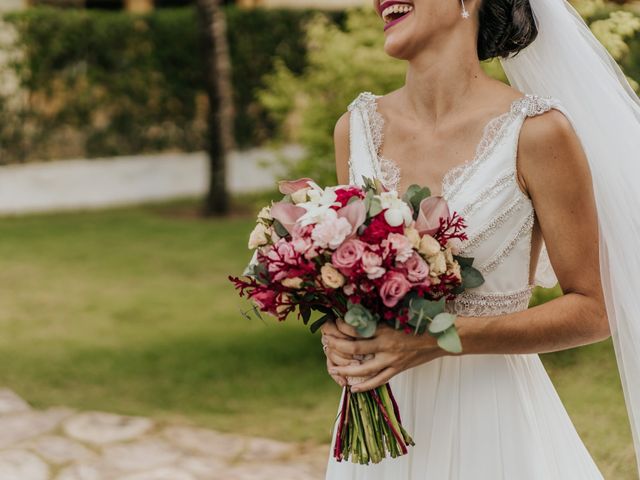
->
[321, 0, 640, 478]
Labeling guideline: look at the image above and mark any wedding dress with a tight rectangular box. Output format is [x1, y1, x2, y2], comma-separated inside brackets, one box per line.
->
[324, 91, 604, 479]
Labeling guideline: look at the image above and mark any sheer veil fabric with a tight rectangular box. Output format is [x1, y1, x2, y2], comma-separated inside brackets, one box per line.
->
[501, 0, 640, 472]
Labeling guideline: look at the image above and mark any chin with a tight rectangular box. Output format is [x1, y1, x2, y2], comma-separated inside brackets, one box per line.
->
[377, 0, 458, 61]
[383, 34, 416, 60]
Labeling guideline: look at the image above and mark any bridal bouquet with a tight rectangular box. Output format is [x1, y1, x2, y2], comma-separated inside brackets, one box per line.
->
[229, 177, 484, 464]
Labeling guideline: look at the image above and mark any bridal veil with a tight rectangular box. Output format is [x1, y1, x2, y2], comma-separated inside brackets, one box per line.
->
[501, 0, 640, 472]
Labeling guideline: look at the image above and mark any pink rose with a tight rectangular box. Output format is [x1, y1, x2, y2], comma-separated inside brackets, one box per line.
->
[332, 239, 366, 272]
[380, 271, 412, 308]
[362, 251, 385, 280]
[400, 252, 430, 283]
[384, 233, 414, 263]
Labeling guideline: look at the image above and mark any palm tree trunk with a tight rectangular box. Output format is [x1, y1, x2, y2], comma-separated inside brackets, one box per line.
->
[197, 0, 235, 216]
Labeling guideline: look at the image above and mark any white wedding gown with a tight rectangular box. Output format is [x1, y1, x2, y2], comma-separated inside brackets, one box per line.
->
[325, 92, 604, 479]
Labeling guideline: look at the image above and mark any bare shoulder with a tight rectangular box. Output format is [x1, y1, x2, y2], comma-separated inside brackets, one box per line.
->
[520, 109, 576, 150]
[517, 107, 592, 196]
[334, 110, 351, 184]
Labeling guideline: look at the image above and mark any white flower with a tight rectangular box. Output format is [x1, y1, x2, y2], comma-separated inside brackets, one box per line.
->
[428, 252, 447, 276]
[378, 191, 413, 227]
[404, 226, 421, 249]
[321, 264, 345, 289]
[419, 235, 441, 257]
[257, 206, 272, 222]
[290, 187, 310, 204]
[297, 187, 341, 227]
[281, 277, 304, 289]
[311, 209, 352, 250]
[447, 238, 463, 255]
[248, 223, 269, 249]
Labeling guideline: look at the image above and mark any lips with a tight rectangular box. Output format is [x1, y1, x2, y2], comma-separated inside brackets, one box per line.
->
[378, 0, 414, 31]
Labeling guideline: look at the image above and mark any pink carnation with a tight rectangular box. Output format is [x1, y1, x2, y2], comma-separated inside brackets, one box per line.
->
[384, 233, 414, 263]
[380, 271, 412, 308]
[362, 251, 385, 280]
[311, 212, 352, 250]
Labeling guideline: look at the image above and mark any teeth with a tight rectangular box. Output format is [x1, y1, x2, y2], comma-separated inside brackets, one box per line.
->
[382, 3, 414, 24]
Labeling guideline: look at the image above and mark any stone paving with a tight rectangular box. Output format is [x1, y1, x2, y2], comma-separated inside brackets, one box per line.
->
[0, 389, 328, 480]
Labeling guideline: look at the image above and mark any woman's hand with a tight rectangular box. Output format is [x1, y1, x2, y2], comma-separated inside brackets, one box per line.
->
[324, 318, 448, 392]
[320, 319, 359, 388]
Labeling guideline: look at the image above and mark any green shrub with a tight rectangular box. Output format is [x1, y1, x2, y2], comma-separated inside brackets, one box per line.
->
[0, 6, 344, 164]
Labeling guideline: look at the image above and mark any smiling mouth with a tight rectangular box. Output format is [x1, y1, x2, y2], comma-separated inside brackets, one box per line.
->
[379, 1, 414, 27]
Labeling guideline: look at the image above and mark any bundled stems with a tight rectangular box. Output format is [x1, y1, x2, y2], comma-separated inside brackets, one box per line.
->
[333, 383, 414, 465]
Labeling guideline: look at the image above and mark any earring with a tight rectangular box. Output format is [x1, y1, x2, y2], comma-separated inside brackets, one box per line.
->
[460, 0, 470, 18]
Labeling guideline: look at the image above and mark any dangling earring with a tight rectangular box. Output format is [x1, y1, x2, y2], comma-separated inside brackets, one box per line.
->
[460, 0, 470, 19]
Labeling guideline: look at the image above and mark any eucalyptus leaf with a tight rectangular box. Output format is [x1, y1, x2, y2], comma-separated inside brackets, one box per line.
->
[272, 219, 289, 238]
[363, 189, 374, 215]
[344, 304, 378, 338]
[407, 307, 424, 328]
[462, 266, 485, 289]
[369, 197, 383, 217]
[252, 262, 269, 284]
[402, 184, 422, 204]
[437, 326, 463, 354]
[412, 316, 428, 335]
[453, 255, 475, 268]
[408, 186, 431, 219]
[357, 321, 378, 338]
[428, 312, 456, 334]
[363, 177, 377, 192]
[409, 297, 446, 320]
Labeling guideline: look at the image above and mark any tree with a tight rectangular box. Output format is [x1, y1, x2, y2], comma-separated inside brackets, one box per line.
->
[196, 0, 235, 216]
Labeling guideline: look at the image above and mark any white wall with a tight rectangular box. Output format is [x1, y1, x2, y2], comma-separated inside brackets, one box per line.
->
[0, 0, 25, 12]
[0, 146, 304, 215]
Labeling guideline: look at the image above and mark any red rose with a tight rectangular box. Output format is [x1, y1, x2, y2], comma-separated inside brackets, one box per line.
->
[360, 213, 404, 244]
[334, 187, 365, 208]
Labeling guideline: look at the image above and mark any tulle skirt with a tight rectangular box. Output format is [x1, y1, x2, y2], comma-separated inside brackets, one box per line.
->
[325, 354, 603, 479]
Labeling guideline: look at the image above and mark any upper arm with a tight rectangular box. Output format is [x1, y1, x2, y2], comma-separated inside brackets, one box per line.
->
[334, 111, 351, 185]
[517, 110, 603, 301]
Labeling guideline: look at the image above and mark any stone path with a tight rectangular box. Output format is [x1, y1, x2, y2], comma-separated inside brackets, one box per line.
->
[0, 389, 328, 480]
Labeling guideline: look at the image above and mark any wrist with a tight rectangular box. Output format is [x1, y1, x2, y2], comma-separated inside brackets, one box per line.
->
[455, 314, 495, 355]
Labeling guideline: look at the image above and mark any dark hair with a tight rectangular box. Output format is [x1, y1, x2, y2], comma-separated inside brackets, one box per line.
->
[477, 0, 538, 61]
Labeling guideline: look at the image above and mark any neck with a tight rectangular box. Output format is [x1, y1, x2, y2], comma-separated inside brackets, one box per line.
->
[402, 29, 488, 125]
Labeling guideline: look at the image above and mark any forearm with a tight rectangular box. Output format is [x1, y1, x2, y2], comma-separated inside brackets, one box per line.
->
[454, 292, 610, 356]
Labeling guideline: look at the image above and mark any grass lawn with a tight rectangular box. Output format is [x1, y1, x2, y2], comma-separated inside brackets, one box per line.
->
[0, 200, 635, 478]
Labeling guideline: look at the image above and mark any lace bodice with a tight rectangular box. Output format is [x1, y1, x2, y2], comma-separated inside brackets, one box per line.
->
[347, 91, 564, 317]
